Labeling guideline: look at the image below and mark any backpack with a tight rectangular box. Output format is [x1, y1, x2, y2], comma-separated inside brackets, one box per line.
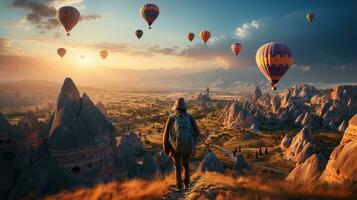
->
[169, 113, 194, 153]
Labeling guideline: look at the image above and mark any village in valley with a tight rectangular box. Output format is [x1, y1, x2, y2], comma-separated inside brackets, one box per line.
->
[0, 78, 356, 199]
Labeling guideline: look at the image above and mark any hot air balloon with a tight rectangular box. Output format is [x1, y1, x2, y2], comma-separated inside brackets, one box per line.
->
[57, 6, 80, 36]
[255, 42, 294, 90]
[187, 33, 195, 43]
[306, 13, 315, 22]
[140, 4, 159, 29]
[200, 31, 211, 44]
[57, 48, 66, 58]
[136, 30, 143, 39]
[80, 55, 85, 59]
[100, 50, 108, 60]
[231, 43, 242, 56]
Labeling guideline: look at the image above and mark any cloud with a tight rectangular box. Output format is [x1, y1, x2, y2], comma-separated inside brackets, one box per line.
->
[178, 35, 245, 68]
[75, 42, 177, 58]
[235, 20, 260, 39]
[10, 0, 101, 34]
[0, 38, 13, 52]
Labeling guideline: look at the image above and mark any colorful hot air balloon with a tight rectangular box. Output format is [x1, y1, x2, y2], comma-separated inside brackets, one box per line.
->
[57, 6, 80, 36]
[200, 31, 211, 44]
[57, 48, 66, 58]
[255, 42, 294, 90]
[306, 13, 315, 22]
[187, 33, 195, 43]
[100, 50, 108, 60]
[136, 30, 143, 39]
[140, 4, 159, 29]
[231, 43, 242, 56]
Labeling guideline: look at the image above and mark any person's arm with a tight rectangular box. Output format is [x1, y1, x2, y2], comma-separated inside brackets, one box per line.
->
[163, 115, 173, 155]
[189, 115, 200, 138]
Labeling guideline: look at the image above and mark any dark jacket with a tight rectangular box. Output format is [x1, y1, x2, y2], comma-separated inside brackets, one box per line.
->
[163, 111, 200, 155]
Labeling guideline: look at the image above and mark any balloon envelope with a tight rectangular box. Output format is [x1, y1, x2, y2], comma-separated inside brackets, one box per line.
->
[57, 48, 66, 58]
[100, 50, 108, 60]
[231, 43, 242, 56]
[255, 42, 294, 90]
[187, 33, 195, 42]
[199, 31, 211, 44]
[140, 4, 159, 29]
[57, 6, 80, 36]
[136, 30, 143, 39]
[306, 13, 315, 22]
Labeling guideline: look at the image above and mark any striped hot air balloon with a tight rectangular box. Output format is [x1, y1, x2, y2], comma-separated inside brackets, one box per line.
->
[187, 32, 195, 43]
[255, 42, 294, 90]
[200, 31, 211, 44]
[231, 43, 242, 56]
[140, 4, 159, 29]
[57, 6, 80, 36]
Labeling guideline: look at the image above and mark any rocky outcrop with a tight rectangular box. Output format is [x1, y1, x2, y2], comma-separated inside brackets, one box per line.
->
[287, 153, 326, 184]
[157, 150, 173, 175]
[319, 114, 357, 184]
[280, 134, 293, 149]
[252, 86, 262, 102]
[0, 113, 25, 153]
[340, 114, 357, 144]
[96, 101, 108, 117]
[198, 152, 224, 173]
[141, 151, 158, 178]
[284, 126, 314, 164]
[233, 154, 250, 175]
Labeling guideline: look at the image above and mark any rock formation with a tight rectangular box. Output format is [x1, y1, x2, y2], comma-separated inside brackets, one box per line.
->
[284, 126, 314, 164]
[157, 150, 173, 175]
[287, 153, 326, 184]
[198, 152, 224, 173]
[252, 86, 262, 102]
[141, 151, 158, 178]
[340, 114, 357, 144]
[280, 134, 293, 149]
[233, 154, 250, 175]
[96, 101, 108, 117]
[0, 113, 25, 153]
[319, 114, 357, 184]
[17, 111, 43, 148]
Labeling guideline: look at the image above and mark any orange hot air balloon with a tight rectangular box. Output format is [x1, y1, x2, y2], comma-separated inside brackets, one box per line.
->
[57, 6, 80, 36]
[100, 50, 108, 60]
[231, 43, 242, 56]
[140, 4, 159, 29]
[57, 48, 66, 58]
[187, 33, 195, 42]
[200, 31, 211, 44]
[256, 42, 294, 90]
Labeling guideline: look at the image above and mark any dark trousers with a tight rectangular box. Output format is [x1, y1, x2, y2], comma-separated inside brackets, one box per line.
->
[172, 151, 191, 188]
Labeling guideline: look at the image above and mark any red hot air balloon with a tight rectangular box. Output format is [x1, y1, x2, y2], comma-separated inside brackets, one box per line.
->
[57, 6, 80, 36]
[187, 33, 195, 43]
[255, 42, 294, 90]
[57, 48, 66, 58]
[140, 4, 159, 29]
[231, 43, 242, 56]
[136, 29, 143, 39]
[100, 50, 108, 60]
[200, 31, 211, 44]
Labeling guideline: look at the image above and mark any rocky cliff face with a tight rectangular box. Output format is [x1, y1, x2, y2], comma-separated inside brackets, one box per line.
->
[287, 153, 326, 184]
[319, 114, 357, 184]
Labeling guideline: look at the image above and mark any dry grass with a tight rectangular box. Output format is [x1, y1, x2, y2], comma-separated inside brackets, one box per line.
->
[46, 175, 175, 200]
[192, 172, 356, 200]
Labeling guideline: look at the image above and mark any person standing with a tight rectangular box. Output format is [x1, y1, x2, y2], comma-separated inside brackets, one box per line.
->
[163, 97, 200, 191]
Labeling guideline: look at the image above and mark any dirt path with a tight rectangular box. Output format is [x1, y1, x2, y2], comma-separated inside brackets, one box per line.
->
[163, 174, 202, 200]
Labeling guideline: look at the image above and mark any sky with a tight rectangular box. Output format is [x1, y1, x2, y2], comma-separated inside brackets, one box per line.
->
[0, 0, 356, 84]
